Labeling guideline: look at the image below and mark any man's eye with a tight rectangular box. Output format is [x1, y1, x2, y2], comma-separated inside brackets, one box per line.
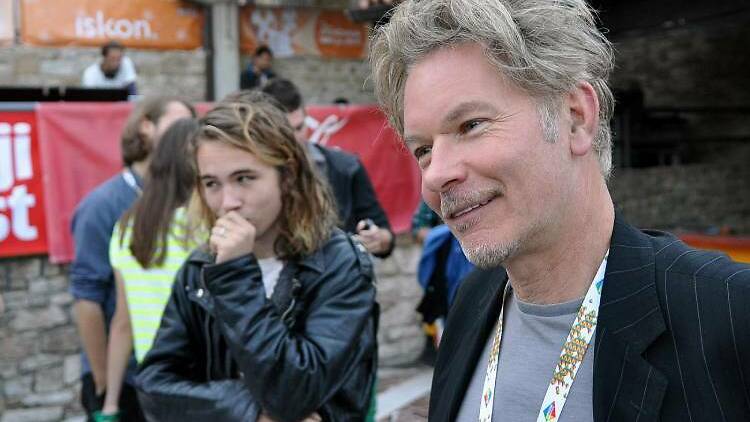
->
[203, 180, 217, 189]
[458, 119, 485, 134]
[238, 175, 255, 184]
[413, 145, 432, 159]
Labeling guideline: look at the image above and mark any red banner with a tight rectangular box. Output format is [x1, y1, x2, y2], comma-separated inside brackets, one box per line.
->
[307, 105, 421, 236]
[0, 110, 48, 257]
[36, 102, 133, 262]
[34, 103, 419, 263]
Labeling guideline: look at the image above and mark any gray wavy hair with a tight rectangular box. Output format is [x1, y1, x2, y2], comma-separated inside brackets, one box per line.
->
[370, 0, 616, 178]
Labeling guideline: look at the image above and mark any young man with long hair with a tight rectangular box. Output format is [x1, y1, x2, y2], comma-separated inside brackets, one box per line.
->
[137, 93, 378, 421]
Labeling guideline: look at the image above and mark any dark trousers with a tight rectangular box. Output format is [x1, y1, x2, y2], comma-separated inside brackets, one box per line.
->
[81, 373, 146, 422]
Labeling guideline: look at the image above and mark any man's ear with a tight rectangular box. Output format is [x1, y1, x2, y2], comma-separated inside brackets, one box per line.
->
[139, 119, 156, 145]
[566, 81, 599, 157]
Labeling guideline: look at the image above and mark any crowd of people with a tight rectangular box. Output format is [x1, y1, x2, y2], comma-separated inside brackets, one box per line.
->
[67, 0, 750, 421]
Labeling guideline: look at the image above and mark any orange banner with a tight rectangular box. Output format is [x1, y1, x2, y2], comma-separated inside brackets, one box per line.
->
[0, 0, 13, 46]
[680, 234, 750, 264]
[20, 0, 204, 50]
[240, 6, 368, 59]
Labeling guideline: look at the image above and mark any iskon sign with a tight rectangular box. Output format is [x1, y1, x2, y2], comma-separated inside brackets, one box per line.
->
[20, 0, 204, 50]
[75, 11, 158, 41]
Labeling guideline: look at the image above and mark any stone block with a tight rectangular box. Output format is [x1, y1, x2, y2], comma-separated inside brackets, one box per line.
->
[13, 55, 40, 75]
[47, 276, 68, 293]
[4, 276, 28, 292]
[0, 63, 12, 81]
[63, 354, 81, 385]
[0, 332, 38, 360]
[379, 302, 420, 330]
[40, 261, 65, 277]
[22, 390, 75, 406]
[6, 258, 41, 280]
[51, 292, 74, 307]
[0, 360, 18, 378]
[0, 406, 64, 422]
[20, 354, 61, 372]
[2, 291, 48, 310]
[28, 280, 50, 294]
[40, 326, 81, 354]
[382, 324, 422, 343]
[3, 375, 33, 398]
[378, 335, 423, 366]
[11, 306, 68, 331]
[34, 366, 65, 393]
[40, 60, 80, 76]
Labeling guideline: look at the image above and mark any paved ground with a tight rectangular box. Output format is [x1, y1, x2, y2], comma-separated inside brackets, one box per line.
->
[376, 364, 432, 421]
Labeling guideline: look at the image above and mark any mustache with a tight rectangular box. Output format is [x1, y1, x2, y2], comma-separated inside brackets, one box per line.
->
[440, 187, 503, 218]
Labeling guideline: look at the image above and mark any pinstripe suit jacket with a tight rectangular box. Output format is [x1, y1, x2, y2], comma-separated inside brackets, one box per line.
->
[428, 216, 750, 421]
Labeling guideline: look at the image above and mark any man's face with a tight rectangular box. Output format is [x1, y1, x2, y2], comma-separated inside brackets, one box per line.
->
[403, 43, 575, 268]
[145, 101, 193, 149]
[255, 52, 272, 71]
[287, 108, 308, 144]
[197, 141, 283, 254]
[155, 102, 193, 139]
[101, 49, 124, 77]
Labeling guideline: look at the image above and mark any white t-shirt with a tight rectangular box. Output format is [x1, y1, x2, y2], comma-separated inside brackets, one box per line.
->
[258, 257, 283, 299]
[81, 56, 137, 88]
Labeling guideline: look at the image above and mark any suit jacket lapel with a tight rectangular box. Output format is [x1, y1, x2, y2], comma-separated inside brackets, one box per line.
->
[594, 216, 668, 422]
[429, 266, 508, 422]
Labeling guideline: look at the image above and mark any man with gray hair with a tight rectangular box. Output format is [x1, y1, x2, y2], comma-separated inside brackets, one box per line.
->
[370, 0, 750, 421]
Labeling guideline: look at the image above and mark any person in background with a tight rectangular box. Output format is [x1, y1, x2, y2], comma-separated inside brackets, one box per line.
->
[94, 118, 199, 422]
[136, 93, 378, 421]
[412, 198, 473, 363]
[260, 78, 395, 258]
[370, 0, 750, 420]
[82, 41, 138, 96]
[69, 96, 194, 422]
[411, 198, 441, 244]
[240, 45, 276, 90]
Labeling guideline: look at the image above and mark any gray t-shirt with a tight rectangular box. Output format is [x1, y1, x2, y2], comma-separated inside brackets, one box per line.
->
[456, 289, 595, 422]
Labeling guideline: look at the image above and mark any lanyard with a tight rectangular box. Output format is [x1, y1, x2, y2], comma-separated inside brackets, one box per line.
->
[122, 168, 142, 195]
[478, 254, 607, 422]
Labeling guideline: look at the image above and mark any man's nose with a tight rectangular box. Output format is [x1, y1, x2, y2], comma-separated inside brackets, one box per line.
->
[421, 136, 466, 195]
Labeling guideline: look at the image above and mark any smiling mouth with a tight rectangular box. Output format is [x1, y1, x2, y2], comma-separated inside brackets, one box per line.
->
[448, 196, 495, 219]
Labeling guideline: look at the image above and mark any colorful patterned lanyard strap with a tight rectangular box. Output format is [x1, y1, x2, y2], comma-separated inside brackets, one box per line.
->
[478, 254, 608, 422]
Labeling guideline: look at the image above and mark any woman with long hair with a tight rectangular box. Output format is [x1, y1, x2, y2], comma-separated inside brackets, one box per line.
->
[96, 118, 200, 422]
[137, 92, 378, 421]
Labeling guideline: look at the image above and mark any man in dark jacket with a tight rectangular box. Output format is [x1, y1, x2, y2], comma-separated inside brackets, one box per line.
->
[261, 78, 395, 258]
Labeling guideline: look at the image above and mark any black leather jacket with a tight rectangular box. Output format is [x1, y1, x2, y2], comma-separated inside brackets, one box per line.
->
[311, 144, 395, 258]
[136, 229, 378, 422]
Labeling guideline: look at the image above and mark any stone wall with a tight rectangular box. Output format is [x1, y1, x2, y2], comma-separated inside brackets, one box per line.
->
[0, 238, 425, 421]
[268, 56, 376, 105]
[0, 258, 80, 422]
[0, 46, 207, 102]
[0, 45, 375, 105]
[610, 144, 750, 235]
[609, 17, 750, 146]
[610, 19, 750, 109]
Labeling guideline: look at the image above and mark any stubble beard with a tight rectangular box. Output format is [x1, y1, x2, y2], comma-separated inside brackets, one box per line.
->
[459, 237, 520, 269]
